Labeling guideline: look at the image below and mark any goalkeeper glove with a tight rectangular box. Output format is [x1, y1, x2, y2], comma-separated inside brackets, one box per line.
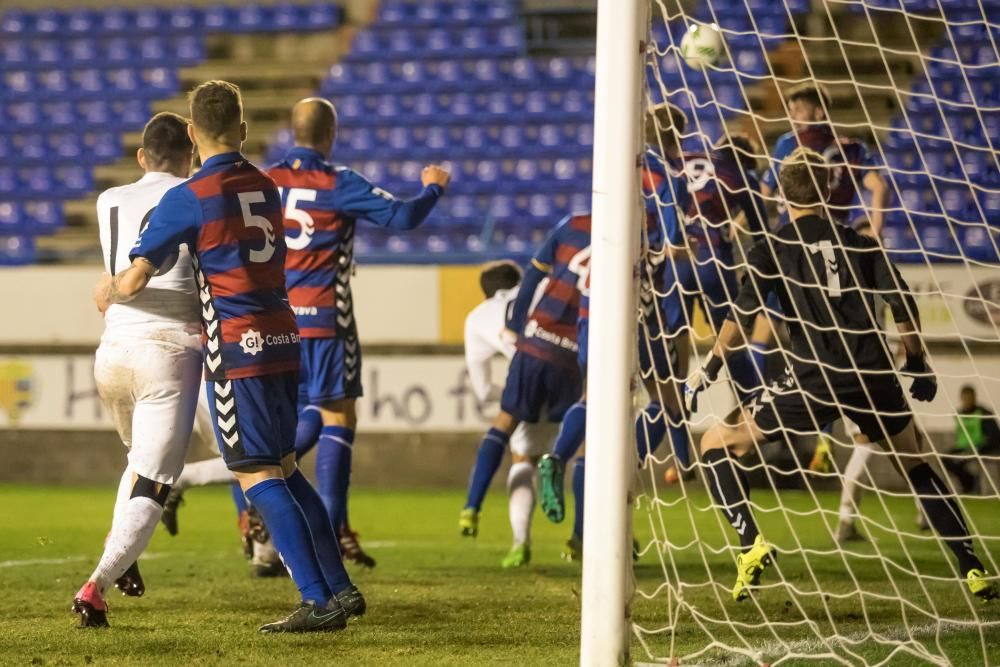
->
[684, 353, 724, 414]
[901, 354, 937, 402]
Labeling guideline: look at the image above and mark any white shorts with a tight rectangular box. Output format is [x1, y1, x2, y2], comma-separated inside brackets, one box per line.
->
[94, 338, 202, 485]
[510, 421, 558, 459]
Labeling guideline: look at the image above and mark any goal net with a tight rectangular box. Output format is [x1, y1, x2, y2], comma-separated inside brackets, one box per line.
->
[630, 0, 1000, 664]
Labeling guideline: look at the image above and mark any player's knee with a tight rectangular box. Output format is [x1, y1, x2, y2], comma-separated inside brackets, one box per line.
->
[280, 453, 299, 478]
[511, 452, 530, 464]
[319, 398, 357, 429]
[493, 410, 517, 435]
[700, 424, 728, 455]
[130, 475, 171, 507]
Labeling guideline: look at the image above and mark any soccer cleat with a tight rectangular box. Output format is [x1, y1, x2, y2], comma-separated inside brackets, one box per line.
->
[561, 535, 582, 562]
[808, 435, 834, 474]
[339, 526, 377, 568]
[114, 561, 145, 597]
[258, 600, 348, 634]
[501, 543, 531, 569]
[250, 537, 287, 578]
[459, 508, 480, 538]
[732, 535, 777, 602]
[967, 569, 1000, 601]
[160, 488, 184, 536]
[835, 520, 867, 545]
[336, 585, 367, 618]
[72, 582, 109, 628]
[538, 454, 567, 524]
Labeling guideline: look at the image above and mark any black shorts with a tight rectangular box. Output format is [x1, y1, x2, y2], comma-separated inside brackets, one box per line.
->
[751, 367, 912, 443]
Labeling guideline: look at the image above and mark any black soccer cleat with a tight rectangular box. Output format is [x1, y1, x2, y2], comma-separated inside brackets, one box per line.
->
[339, 527, 377, 569]
[114, 561, 145, 597]
[160, 488, 184, 536]
[336, 585, 367, 618]
[258, 600, 348, 634]
[72, 582, 109, 628]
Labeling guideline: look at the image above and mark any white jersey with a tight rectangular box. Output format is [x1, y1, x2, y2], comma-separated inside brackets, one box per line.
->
[464, 285, 555, 458]
[96, 172, 200, 346]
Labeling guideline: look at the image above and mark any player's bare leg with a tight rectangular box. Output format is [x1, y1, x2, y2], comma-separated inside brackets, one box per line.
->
[700, 409, 778, 601]
[879, 420, 998, 600]
[314, 398, 374, 568]
[462, 409, 520, 536]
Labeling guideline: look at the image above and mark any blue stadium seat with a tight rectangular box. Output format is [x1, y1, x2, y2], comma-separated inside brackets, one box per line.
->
[0, 10, 32, 38]
[24, 200, 64, 232]
[97, 8, 134, 36]
[918, 220, 960, 259]
[961, 224, 1000, 262]
[203, 6, 235, 32]
[169, 6, 203, 33]
[978, 189, 1000, 225]
[135, 7, 168, 34]
[0, 236, 36, 266]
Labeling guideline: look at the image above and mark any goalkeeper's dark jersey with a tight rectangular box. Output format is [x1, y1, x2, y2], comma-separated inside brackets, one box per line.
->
[730, 214, 916, 385]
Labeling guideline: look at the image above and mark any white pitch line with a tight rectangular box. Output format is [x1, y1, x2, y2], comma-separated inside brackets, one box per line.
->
[0, 551, 180, 569]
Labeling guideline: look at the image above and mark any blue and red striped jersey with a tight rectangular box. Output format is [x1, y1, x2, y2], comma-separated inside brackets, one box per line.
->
[131, 151, 300, 381]
[643, 148, 688, 251]
[268, 147, 443, 338]
[762, 125, 876, 224]
[683, 148, 766, 264]
[517, 214, 591, 368]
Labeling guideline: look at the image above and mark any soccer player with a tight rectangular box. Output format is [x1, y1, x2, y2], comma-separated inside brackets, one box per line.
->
[535, 103, 692, 559]
[458, 213, 589, 541]
[463, 260, 556, 567]
[268, 97, 449, 569]
[686, 147, 998, 602]
[72, 112, 201, 628]
[94, 80, 364, 633]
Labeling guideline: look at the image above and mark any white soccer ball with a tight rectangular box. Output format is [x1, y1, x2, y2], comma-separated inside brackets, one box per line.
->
[680, 23, 723, 70]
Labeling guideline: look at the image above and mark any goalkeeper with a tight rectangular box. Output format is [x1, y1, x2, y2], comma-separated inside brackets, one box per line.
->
[686, 147, 998, 603]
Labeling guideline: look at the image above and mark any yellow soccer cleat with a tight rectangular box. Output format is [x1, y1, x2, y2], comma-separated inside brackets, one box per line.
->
[459, 508, 479, 538]
[501, 543, 531, 569]
[967, 569, 1000, 602]
[732, 535, 777, 602]
[808, 434, 834, 473]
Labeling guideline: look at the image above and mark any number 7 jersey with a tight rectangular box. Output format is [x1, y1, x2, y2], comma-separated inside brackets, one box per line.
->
[131, 152, 300, 381]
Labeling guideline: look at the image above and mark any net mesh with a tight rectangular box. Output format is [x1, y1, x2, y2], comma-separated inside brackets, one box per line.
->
[632, 1, 1000, 664]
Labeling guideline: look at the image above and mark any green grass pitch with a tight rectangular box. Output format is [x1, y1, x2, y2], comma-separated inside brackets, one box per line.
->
[1, 483, 998, 665]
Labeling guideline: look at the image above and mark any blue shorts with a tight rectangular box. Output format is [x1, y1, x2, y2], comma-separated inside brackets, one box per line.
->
[300, 336, 363, 404]
[576, 317, 589, 374]
[501, 351, 582, 424]
[206, 372, 298, 469]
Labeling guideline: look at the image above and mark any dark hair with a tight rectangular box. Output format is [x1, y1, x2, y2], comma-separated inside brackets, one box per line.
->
[960, 385, 976, 395]
[645, 102, 687, 154]
[480, 260, 522, 298]
[714, 132, 759, 173]
[779, 147, 830, 208]
[188, 80, 243, 140]
[786, 82, 832, 113]
[141, 112, 192, 169]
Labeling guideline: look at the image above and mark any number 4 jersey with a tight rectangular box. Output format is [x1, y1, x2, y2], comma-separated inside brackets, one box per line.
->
[267, 146, 444, 339]
[97, 172, 200, 345]
[131, 152, 300, 381]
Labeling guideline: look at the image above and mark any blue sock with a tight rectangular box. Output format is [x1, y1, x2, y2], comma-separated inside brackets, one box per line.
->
[230, 482, 247, 516]
[667, 410, 690, 468]
[316, 425, 354, 532]
[635, 401, 667, 462]
[285, 469, 353, 595]
[572, 457, 585, 540]
[294, 405, 323, 460]
[553, 401, 587, 462]
[464, 427, 510, 511]
[244, 478, 331, 605]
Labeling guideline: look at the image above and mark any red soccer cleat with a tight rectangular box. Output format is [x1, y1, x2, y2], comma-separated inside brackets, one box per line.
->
[72, 582, 109, 628]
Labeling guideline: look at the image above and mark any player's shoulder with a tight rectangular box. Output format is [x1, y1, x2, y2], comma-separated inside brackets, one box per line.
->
[772, 131, 797, 154]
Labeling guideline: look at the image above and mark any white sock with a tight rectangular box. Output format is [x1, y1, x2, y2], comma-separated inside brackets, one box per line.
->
[109, 466, 134, 536]
[839, 443, 877, 523]
[90, 496, 162, 593]
[507, 462, 535, 547]
[175, 456, 234, 491]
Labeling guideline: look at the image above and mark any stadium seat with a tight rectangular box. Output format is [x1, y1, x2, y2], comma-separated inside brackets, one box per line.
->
[0, 235, 36, 265]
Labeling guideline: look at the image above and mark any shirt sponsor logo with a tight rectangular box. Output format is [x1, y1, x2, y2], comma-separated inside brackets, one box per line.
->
[239, 329, 301, 356]
[293, 305, 319, 316]
[524, 320, 578, 353]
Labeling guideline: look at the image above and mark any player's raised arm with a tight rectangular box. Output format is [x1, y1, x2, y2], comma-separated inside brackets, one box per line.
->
[506, 217, 564, 335]
[335, 164, 449, 231]
[862, 168, 889, 238]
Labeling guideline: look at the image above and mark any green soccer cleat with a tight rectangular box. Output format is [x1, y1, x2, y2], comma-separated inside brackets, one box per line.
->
[967, 569, 1000, 602]
[538, 454, 566, 524]
[733, 535, 777, 602]
[501, 543, 531, 569]
[561, 535, 582, 562]
[459, 508, 479, 537]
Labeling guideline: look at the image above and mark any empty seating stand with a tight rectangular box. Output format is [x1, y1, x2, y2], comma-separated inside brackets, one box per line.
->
[0, 2, 343, 265]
